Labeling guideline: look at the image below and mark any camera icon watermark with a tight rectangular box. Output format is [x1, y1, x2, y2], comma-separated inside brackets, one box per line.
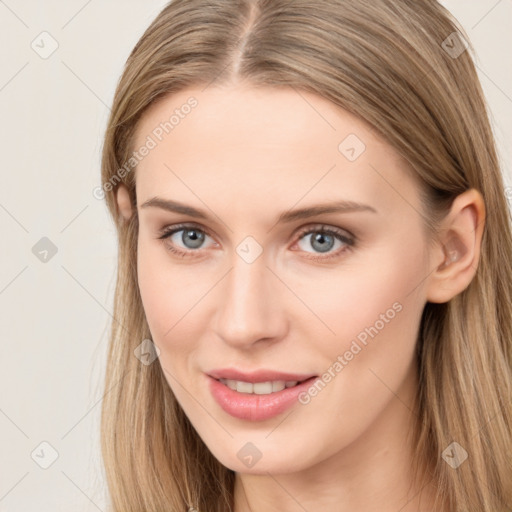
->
[441, 31, 468, 59]
[32, 237, 58, 263]
[31, 441, 59, 469]
[236, 236, 263, 264]
[237, 442, 262, 468]
[338, 134, 366, 162]
[441, 441, 468, 469]
[134, 339, 160, 366]
[31, 31, 59, 59]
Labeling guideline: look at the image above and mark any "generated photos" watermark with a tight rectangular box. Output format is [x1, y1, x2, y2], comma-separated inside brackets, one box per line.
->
[298, 301, 403, 405]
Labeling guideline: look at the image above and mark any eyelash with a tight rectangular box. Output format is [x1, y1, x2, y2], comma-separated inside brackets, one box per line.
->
[157, 223, 355, 262]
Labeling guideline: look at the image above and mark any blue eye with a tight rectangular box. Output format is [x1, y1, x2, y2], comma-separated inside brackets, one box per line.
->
[157, 223, 355, 261]
[158, 224, 215, 257]
[172, 227, 206, 249]
[293, 226, 354, 262]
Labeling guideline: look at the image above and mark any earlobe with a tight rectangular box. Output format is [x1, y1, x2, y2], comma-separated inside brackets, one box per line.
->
[116, 184, 133, 221]
[426, 188, 485, 304]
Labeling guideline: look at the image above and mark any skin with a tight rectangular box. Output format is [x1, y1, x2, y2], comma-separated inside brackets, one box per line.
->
[116, 83, 485, 512]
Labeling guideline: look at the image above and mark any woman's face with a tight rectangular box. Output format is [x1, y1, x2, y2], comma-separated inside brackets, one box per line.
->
[131, 84, 435, 474]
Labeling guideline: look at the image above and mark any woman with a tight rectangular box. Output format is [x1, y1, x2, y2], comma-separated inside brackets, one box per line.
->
[99, 1, 512, 510]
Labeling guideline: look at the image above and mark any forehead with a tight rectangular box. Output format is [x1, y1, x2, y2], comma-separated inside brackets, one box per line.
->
[132, 84, 420, 220]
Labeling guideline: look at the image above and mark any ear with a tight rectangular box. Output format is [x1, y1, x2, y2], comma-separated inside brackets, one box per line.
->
[116, 184, 134, 221]
[426, 188, 485, 304]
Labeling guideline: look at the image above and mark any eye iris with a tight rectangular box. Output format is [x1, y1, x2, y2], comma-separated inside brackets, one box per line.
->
[182, 229, 205, 249]
[311, 232, 334, 253]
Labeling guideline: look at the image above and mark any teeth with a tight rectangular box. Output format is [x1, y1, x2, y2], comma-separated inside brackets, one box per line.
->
[236, 380, 253, 393]
[219, 379, 300, 394]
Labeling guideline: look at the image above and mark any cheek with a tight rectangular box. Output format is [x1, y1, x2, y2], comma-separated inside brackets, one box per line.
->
[286, 239, 428, 456]
[137, 239, 198, 348]
[310, 231, 428, 365]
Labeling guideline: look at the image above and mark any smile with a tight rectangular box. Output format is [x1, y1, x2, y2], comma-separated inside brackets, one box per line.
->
[208, 375, 319, 421]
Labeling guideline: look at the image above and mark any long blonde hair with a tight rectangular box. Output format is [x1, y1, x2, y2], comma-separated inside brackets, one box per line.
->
[100, 1, 512, 510]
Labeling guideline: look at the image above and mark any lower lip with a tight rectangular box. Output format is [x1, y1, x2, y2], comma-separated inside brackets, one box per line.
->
[208, 375, 318, 421]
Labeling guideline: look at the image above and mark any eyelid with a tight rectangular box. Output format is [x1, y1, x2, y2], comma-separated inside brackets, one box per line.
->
[294, 224, 354, 243]
[157, 222, 354, 240]
[157, 222, 214, 240]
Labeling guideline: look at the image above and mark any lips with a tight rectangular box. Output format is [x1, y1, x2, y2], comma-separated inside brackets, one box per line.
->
[208, 375, 318, 421]
[205, 368, 317, 421]
[208, 368, 316, 383]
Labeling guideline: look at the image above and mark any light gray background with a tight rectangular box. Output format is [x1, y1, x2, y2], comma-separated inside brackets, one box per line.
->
[0, 1, 510, 510]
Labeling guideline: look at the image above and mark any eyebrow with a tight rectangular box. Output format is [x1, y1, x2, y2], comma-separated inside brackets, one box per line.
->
[140, 197, 377, 223]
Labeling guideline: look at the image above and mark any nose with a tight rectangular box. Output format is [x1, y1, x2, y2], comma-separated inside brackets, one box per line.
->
[213, 250, 287, 350]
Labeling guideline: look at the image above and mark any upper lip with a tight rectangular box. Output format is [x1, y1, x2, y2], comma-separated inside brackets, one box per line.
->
[208, 368, 317, 383]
